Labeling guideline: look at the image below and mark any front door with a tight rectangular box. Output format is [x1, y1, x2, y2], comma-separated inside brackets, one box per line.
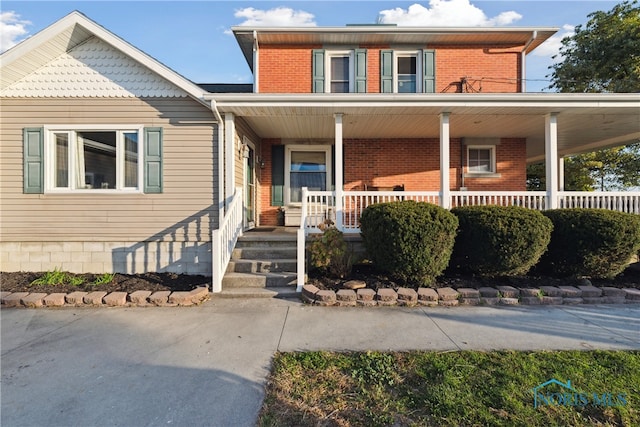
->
[243, 141, 256, 229]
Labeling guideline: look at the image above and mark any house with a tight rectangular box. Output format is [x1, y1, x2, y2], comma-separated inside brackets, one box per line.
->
[1, 12, 639, 292]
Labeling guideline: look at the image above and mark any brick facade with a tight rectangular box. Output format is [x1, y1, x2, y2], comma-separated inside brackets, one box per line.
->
[258, 137, 526, 226]
[258, 44, 521, 94]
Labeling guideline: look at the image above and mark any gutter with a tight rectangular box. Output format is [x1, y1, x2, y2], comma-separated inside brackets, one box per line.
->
[521, 30, 537, 92]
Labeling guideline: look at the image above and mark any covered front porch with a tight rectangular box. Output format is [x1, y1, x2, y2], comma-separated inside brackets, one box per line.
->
[209, 93, 640, 291]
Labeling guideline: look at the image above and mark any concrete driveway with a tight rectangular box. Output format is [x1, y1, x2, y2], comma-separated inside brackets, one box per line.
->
[2, 299, 639, 427]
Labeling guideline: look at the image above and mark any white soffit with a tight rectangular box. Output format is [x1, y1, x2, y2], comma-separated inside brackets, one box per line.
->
[1, 37, 188, 98]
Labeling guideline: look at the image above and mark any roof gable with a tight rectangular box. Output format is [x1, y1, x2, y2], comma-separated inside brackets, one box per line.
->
[2, 37, 189, 98]
[0, 11, 206, 102]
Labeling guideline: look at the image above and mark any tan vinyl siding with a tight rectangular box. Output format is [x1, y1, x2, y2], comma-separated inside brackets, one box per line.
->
[0, 97, 218, 243]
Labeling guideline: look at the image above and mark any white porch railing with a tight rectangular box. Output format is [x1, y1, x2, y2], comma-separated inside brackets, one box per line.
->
[451, 191, 547, 210]
[558, 191, 640, 214]
[212, 187, 243, 293]
[296, 189, 640, 290]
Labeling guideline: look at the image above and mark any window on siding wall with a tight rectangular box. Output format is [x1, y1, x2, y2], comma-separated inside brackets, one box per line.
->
[47, 128, 141, 191]
[467, 146, 496, 174]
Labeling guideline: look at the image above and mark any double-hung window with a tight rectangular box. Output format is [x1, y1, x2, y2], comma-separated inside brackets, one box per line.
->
[328, 53, 351, 93]
[312, 49, 367, 93]
[395, 52, 420, 93]
[47, 127, 142, 192]
[467, 146, 496, 174]
[381, 49, 435, 93]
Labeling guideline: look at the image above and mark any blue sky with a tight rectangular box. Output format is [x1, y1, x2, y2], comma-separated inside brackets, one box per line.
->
[1, 1, 622, 92]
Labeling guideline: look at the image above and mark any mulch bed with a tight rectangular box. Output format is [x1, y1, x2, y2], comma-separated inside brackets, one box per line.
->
[0, 271, 210, 294]
[307, 262, 640, 292]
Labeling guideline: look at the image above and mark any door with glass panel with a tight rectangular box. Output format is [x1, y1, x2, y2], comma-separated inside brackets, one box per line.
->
[285, 146, 331, 204]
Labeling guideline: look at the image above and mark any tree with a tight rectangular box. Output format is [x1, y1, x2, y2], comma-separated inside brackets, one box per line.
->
[530, 1, 640, 191]
[548, 0, 640, 93]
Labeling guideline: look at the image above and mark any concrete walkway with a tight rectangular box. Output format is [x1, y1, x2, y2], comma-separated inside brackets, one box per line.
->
[2, 299, 639, 427]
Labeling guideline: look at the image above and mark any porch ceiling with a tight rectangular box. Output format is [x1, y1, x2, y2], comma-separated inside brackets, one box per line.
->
[210, 93, 640, 163]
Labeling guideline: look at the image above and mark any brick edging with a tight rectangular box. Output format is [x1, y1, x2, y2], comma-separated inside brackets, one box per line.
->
[301, 284, 640, 307]
[0, 287, 210, 308]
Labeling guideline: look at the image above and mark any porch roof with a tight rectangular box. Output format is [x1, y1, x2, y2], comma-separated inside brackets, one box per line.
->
[207, 93, 640, 163]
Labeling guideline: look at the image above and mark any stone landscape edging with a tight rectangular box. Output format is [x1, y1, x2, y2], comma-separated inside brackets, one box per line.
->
[301, 283, 640, 307]
[0, 287, 210, 308]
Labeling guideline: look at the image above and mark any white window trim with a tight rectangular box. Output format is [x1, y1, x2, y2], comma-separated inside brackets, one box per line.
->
[393, 50, 422, 94]
[465, 145, 501, 177]
[325, 50, 354, 93]
[44, 125, 144, 194]
[284, 144, 332, 205]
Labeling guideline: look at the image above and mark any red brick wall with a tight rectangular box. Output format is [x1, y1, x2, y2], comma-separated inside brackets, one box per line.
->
[257, 44, 522, 93]
[257, 137, 526, 226]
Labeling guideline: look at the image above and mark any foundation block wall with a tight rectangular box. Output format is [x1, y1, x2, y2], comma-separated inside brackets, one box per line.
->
[0, 241, 212, 275]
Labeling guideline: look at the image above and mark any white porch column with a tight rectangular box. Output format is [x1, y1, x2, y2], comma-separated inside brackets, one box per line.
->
[440, 112, 451, 209]
[224, 113, 236, 209]
[558, 156, 565, 192]
[334, 113, 344, 230]
[545, 113, 559, 209]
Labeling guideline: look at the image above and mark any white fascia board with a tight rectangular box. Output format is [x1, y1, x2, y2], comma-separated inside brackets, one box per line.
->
[206, 93, 640, 109]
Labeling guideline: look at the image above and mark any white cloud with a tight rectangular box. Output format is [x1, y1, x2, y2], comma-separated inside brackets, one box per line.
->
[532, 24, 575, 61]
[378, 0, 522, 27]
[0, 11, 31, 52]
[233, 6, 316, 27]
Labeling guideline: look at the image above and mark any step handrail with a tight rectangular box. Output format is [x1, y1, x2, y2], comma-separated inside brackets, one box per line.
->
[212, 187, 243, 292]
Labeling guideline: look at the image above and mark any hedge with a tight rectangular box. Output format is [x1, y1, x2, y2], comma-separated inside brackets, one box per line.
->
[359, 201, 458, 286]
[450, 205, 553, 277]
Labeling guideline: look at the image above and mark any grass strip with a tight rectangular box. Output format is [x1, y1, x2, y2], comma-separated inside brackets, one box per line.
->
[259, 350, 639, 427]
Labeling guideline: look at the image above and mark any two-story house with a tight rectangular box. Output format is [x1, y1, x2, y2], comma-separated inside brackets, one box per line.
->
[1, 12, 638, 292]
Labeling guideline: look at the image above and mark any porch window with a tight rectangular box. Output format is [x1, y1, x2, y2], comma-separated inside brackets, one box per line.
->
[467, 146, 496, 174]
[285, 146, 331, 203]
[46, 128, 142, 191]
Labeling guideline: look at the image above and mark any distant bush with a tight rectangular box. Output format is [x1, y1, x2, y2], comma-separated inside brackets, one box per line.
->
[536, 209, 640, 278]
[359, 201, 458, 286]
[450, 205, 553, 277]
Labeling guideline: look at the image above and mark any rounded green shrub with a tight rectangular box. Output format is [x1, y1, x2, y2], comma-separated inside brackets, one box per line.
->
[450, 205, 553, 277]
[359, 201, 458, 286]
[537, 209, 640, 278]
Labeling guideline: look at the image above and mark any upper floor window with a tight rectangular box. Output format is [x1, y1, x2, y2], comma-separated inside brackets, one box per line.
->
[312, 49, 367, 93]
[381, 49, 435, 93]
[328, 52, 352, 93]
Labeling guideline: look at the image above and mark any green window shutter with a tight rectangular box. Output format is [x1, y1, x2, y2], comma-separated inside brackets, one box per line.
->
[144, 127, 163, 193]
[354, 49, 367, 93]
[23, 127, 44, 194]
[423, 49, 436, 93]
[271, 145, 285, 206]
[312, 49, 325, 93]
[380, 50, 393, 93]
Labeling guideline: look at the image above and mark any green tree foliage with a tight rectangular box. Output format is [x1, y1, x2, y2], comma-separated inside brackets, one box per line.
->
[533, 1, 640, 191]
[527, 143, 640, 191]
[548, 0, 640, 93]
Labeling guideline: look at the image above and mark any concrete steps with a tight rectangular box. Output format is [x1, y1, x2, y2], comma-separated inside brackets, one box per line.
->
[218, 231, 298, 298]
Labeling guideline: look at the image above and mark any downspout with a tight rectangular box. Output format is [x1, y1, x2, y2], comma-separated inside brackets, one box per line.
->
[521, 31, 537, 92]
[210, 99, 225, 221]
[253, 30, 259, 93]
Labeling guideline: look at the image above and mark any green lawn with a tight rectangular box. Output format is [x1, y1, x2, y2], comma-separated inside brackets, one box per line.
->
[259, 350, 639, 426]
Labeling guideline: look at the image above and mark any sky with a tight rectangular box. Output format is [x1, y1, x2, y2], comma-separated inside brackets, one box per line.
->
[0, 0, 624, 92]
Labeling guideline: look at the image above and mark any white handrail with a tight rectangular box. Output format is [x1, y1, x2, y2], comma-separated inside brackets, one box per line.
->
[451, 191, 547, 210]
[212, 187, 243, 293]
[558, 191, 640, 214]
